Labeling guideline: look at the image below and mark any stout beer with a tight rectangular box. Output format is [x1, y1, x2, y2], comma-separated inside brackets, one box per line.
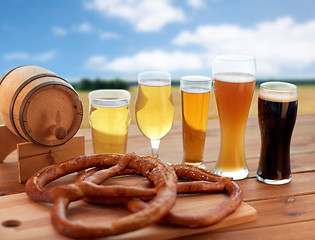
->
[257, 82, 298, 184]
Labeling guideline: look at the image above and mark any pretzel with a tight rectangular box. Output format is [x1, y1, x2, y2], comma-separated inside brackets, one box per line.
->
[127, 165, 243, 228]
[78, 164, 228, 205]
[127, 180, 243, 228]
[79, 164, 243, 228]
[25, 153, 178, 239]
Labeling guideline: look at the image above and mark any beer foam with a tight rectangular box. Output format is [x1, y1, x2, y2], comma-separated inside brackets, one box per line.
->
[91, 98, 129, 108]
[259, 82, 297, 102]
[214, 72, 255, 83]
[181, 87, 210, 94]
[140, 79, 171, 87]
[181, 76, 211, 81]
[259, 92, 297, 102]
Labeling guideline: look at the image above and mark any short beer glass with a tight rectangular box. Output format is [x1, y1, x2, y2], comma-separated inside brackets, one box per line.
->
[257, 82, 298, 185]
[135, 71, 175, 157]
[181, 76, 212, 168]
[89, 90, 130, 154]
[213, 55, 256, 180]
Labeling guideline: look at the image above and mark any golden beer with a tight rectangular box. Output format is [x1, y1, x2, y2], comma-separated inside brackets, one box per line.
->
[135, 80, 174, 140]
[182, 89, 210, 165]
[214, 72, 255, 174]
[89, 90, 130, 154]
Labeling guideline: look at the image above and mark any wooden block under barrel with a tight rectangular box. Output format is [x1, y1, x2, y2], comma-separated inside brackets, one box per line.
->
[17, 136, 85, 183]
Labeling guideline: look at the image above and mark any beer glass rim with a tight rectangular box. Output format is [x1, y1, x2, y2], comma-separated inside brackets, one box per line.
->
[180, 75, 212, 82]
[89, 89, 131, 102]
[260, 81, 297, 93]
[214, 54, 255, 62]
[138, 71, 171, 81]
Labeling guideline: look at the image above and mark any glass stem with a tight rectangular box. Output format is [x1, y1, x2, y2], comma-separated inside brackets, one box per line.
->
[150, 139, 160, 158]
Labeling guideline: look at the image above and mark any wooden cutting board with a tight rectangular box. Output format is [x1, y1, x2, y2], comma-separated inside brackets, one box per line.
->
[0, 187, 256, 240]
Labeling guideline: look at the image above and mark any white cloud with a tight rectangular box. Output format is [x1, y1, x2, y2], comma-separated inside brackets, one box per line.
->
[74, 22, 94, 33]
[99, 32, 120, 40]
[83, 0, 186, 32]
[52, 26, 67, 36]
[4, 50, 55, 62]
[85, 55, 108, 71]
[85, 50, 207, 72]
[4, 52, 29, 60]
[187, 0, 204, 8]
[172, 16, 315, 75]
[85, 17, 315, 77]
[54, 22, 119, 40]
[34, 51, 56, 61]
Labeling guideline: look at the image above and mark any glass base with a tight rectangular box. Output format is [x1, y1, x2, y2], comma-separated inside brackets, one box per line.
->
[214, 167, 248, 180]
[183, 161, 206, 169]
[256, 175, 291, 185]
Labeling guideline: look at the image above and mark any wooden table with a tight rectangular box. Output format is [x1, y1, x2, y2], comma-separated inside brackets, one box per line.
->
[1, 113, 315, 239]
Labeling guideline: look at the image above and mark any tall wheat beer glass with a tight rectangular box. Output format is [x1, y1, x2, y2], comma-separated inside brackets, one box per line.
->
[135, 71, 175, 157]
[213, 55, 256, 180]
[257, 82, 298, 184]
[89, 90, 130, 154]
[181, 76, 212, 168]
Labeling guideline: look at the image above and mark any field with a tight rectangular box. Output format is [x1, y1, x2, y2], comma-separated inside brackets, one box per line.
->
[78, 85, 315, 129]
[0, 85, 313, 129]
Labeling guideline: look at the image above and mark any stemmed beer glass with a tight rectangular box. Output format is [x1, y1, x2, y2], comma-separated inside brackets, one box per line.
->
[213, 55, 256, 180]
[135, 71, 175, 157]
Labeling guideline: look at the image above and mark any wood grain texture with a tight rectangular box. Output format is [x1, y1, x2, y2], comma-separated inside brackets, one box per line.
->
[0, 191, 256, 240]
[0, 113, 314, 239]
[17, 136, 85, 183]
[0, 65, 83, 146]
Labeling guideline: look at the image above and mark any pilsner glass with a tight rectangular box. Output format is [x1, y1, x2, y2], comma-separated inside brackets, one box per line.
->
[89, 89, 130, 154]
[135, 71, 175, 158]
[257, 82, 298, 185]
[213, 55, 256, 180]
[181, 76, 212, 168]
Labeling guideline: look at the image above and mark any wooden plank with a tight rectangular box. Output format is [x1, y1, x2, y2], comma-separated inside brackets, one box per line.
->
[0, 192, 256, 240]
[238, 171, 315, 202]
[0, 161, 25, 196]
[4, 178, 315, 239]
[207, 193, 315, 233]
[1, 113, 315, 239]
[176, 220, 315, 240]
[2, 114, 315, 196]
[176, 193, 315, 239]
[17, 136, 85, 183]
[0, 125, 24, 163]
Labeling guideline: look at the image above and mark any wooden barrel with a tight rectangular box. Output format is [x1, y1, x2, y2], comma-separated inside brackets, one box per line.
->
[0, 65, 83, 146]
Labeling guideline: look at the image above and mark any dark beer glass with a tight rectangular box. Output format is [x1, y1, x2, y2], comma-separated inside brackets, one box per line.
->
[257, 82, 298, 185]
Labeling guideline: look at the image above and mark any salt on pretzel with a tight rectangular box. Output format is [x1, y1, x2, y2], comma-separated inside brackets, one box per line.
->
[126, 164, 243, 228]
[25, 153, 178, 239]
[77, 164, 228, 205]
[79, 163, 243, 228]
[128, 180, 243, 228]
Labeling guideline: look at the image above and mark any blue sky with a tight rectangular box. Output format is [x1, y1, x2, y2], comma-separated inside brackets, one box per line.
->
[1, 0, 315, 82]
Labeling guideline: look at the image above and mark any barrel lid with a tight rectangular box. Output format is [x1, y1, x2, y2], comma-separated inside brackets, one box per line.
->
[20, 83, 83, 146]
